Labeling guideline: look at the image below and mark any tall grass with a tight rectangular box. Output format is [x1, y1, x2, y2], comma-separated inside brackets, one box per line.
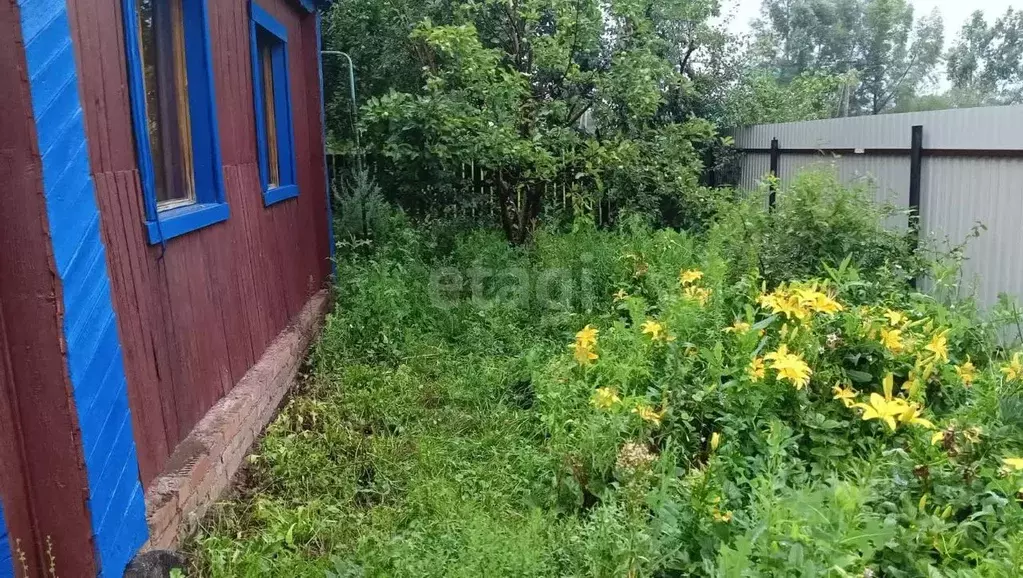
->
[186, 171, 1023, 577]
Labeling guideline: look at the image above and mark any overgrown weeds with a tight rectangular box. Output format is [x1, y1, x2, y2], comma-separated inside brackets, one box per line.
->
[186, 171, 1023, 577]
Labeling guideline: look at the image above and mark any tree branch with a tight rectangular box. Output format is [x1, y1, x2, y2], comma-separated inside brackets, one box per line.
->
[565, 97, 593, 127]
[554, 0, 583, 90]
[874, 55, 920, 114]
[679, 41, 698, 78]
[503, 1, 524, 72]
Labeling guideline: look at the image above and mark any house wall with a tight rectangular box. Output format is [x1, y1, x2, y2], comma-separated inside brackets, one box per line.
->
[66, 0, 330, 485]
[1, 0, 150, 573]
[0, 0, 106, 573]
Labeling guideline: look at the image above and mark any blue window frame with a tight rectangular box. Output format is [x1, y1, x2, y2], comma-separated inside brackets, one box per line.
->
[122, 0, 228, 244]
[250, 3, 299, 206]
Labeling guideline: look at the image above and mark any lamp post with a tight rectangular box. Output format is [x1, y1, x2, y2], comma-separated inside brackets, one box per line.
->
[321, 50, 361, 171]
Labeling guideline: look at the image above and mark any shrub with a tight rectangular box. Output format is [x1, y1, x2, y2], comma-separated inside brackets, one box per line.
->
[715, 169, 921, 290]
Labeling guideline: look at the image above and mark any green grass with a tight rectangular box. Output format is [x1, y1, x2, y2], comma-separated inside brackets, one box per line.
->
[186, 178, 1023, 576]
[187, 225, 625, 576]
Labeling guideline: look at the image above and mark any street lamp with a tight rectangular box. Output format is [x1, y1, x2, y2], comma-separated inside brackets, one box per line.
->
[321, 50, 361, 170]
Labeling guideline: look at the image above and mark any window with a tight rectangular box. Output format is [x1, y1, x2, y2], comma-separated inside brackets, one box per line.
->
[124, 0, 228, 244]
[250, 3, 298, 205]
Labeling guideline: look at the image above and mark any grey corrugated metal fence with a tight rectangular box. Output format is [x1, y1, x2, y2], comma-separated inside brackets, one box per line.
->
[731, 105, 1023, 309]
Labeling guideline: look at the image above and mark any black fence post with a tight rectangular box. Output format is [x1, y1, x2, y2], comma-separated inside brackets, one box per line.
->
[908, 124, 924, 289]
[909, 125, 923, 235]
[768, 137, 780, 209]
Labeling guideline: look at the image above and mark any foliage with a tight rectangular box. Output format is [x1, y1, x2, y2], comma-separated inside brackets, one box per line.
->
[891, 86, 992, 113]
[751, 0, 945, 115]
[718, 170, 921, 289]
[721, 70, 853, 127]
[355, 0, 723, 242]
[947, 8, 1023, 105]
[333, 168, 395, 242]
[186, 173, 1023, 576]
[320, 0, 454, 148]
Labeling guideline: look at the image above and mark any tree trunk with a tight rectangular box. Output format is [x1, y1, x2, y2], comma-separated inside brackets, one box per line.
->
[495, 169, 521, 244]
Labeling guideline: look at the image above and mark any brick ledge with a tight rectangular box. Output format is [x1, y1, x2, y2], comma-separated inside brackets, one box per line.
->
[142, 289, 330, 550]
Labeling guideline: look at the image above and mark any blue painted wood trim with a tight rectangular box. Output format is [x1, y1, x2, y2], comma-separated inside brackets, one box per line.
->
[298, 0, 331, 10]
[316, 13, 336, 278]
[119, 0, 159, 226]
[143, 202, 230, 242]
[0, 500, 12, 578]
[16, 1, 149, 576]
[294, 0, 336, 12]
[252, 3, 287, 40]
[250, 1, 300, 207]
[122, 0, 228, 245]
[265, 184, 299, 205]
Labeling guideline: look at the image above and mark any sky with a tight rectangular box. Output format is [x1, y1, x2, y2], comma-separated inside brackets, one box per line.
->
[723, 0, 1019, 43]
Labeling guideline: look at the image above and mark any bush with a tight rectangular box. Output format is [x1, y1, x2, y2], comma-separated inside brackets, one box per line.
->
[716, 169, 921, 290]
[333, 168, 395, 243]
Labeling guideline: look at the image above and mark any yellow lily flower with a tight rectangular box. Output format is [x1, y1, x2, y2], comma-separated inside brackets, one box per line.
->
[1002, 352, 1023, 382]
[633, 404, 665, 426]
[852, 373, 934, 431]
[591, 387, 621, 410]
[764, 344, 812, 390]
[641, 319, 664, 341]
[761, 292, 810, 322]
[955, 358, 977, 386]
[832, 384, 858, 408]
[683, 286, 712, 305]
[884, 309, 908, 327]
[813, 294, 843, 314]
[710, 432, 721, 451]
[748, 357, 766, 382]
[897, 402, 935, 429]
[1002, 457, 1023, 471]
[757, 293, 781, 313]
[724, 320, 751, 334]
[880, 328, 905, 353]
[795, 287, 843, 314]
[853, 393, 900, 431]
[575, 324, 599, 348]
[679, 269, 703, 286]
[571, 343, 598, 366]
[882, 372, 895, 400]
[924, 330, 950, 363]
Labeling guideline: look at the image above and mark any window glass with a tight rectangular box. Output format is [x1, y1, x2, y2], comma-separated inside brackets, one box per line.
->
[137, 0, 195, 207]
[250, 2, 297, 205]
[259, 36, 280, 188]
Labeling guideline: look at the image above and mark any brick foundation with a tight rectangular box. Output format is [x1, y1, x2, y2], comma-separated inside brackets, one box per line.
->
[143, 290, 330, 550]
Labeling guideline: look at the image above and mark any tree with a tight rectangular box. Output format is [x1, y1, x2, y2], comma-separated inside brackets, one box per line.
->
[320, 0, 455, 147]
[947, 8, 1023, 104]
[722, 71, 853, 126]
[359, 0, 719, 244]
[751, 0, 861, 82]
[856, 2, 943, 114]
[751, 0, 944, 115]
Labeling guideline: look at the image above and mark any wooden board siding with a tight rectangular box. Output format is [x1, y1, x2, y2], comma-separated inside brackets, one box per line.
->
[0, 499, 11, 578]
[0, 0, 99, 572]
[67, 0, 330, 486]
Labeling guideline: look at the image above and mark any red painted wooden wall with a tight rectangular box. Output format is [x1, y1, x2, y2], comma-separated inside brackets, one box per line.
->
[66, 0, 330, 486]
[0, 0, 99, 570]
